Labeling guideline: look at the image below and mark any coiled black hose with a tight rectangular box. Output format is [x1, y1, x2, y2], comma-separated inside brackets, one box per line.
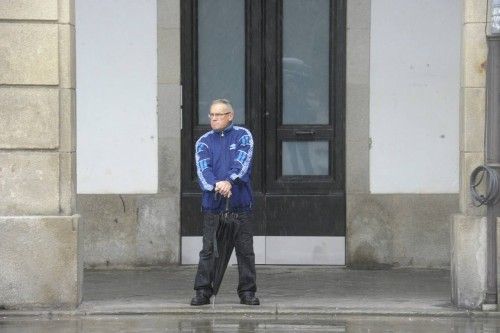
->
[470, 165, 500, 207]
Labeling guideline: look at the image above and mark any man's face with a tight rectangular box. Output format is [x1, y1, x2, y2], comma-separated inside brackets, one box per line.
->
[209, 103, 234, 131]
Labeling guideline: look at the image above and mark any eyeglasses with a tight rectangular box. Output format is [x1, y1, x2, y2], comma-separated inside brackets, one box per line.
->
[208, 112, 231, 119]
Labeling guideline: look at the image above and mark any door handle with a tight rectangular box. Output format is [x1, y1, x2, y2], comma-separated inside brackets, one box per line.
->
[295, 130, 315, 136]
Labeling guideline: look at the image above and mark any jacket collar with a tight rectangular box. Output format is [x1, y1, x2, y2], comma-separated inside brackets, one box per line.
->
[215, 123, 234, 135]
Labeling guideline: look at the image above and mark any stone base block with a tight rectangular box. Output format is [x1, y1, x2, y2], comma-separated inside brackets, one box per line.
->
[0, 215, 82, 309]
[451, 214, 487, 309]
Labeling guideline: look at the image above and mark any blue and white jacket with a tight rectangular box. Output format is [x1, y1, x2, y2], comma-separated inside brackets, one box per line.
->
[195, 123, 254, 213]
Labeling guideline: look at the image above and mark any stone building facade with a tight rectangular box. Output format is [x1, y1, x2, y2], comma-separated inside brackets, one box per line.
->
[0, 0, 495, 309]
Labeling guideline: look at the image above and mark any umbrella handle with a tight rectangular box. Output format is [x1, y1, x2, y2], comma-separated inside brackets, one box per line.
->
[214, 192, 232, 213]
[224, 191, 232, 213]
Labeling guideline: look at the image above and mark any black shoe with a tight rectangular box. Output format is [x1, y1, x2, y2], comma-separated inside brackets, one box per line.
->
[190, 290, 211, 306]
[240, 294, 260, 305]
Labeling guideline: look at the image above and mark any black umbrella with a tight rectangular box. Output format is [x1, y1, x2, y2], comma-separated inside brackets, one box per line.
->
[211, 193, 236, 308]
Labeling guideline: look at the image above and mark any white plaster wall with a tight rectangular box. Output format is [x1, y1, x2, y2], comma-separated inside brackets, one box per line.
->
[369, 0, 460, 193]
[76, 0, 158, 193]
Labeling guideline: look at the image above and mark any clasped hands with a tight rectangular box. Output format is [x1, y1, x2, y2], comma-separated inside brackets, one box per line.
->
[215, 180, 232, 198]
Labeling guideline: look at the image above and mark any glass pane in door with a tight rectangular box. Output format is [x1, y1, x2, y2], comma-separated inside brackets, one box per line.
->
[198, 0, 245, 125]
[282, 0, 330, 125]
[282, 141, 329, 176]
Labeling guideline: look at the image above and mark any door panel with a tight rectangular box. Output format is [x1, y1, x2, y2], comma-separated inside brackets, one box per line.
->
[265, 194, 345, 236]
[197, 0, 246, 125]
[282, 141, 330, 176]
[264, 0, 345, 197]
[282, 0, 330, 125]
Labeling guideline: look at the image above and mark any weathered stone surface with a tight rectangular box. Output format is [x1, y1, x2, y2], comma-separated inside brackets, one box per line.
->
[58, 24, 75, 89]
[158, 84, 181, 140]
[461, 87, 485, 152]
[158, 137, 181, 194]
[347, 0, 370, 29]
[78, 194, 181, 268]
[0, 23, 58, 85]
[451, 214, 487, 309]
[346, 83, 369, 144]
[462, 23, 487, 88]
[58, 0, 75, 25]
[0, 0, 58, 20]
[0, 215, 82, 309]
[0, 153, 59, 215]
[157, 81, 181, 229]
[346, 139, 369, 194]
[158, 28, 180, 84]
[346, 27, 370, 86]
[347, 193, 458, 268]
[0, 87, 59, 149]
[136, 195, 180, 264]
[59, 152, 76, 215]
[79, 194, 138, 268]
[59, 88, 76, 152]
[158, 0, 180, 29]
[463, 0, 488, 24]
[345, 0, 370, 195]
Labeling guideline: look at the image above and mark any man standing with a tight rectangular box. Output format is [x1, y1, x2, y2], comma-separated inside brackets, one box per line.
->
[190, 99, 260, 306]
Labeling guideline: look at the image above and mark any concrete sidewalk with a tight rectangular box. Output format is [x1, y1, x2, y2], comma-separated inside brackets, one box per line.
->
[78, 266, 460, 316]
[1, 266, 495, 317]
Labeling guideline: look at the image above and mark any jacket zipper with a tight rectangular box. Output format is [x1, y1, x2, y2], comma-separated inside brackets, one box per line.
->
[221, 131, 228, 210]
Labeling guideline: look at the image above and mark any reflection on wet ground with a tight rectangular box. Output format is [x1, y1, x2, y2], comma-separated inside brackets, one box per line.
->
[2, 315, 500, 333]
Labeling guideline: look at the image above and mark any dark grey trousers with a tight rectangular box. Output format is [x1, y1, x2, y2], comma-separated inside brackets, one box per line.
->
[193, 212, 257, 298]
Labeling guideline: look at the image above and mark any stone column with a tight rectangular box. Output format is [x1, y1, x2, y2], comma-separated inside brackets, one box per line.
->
[451, 0, 489, 309]
[0, 0, 81, 308]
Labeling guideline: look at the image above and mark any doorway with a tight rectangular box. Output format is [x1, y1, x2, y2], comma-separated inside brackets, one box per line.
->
[180, 0, 346, 265]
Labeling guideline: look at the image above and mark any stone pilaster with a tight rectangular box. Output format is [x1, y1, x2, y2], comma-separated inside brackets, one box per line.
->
[0, 0, 81, 309]
[459, 0, 488, 215]
[451, 0, 489, 309]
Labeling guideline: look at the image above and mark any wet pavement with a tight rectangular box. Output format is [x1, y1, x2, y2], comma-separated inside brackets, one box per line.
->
[3, 314, 500, 332]
[2, 266, 499, 320]
[77, 266, 456, 316]
[3, 266, 500, 331]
